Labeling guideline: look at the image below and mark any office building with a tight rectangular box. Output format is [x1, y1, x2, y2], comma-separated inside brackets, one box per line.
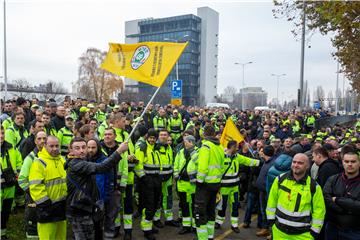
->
[124, 7, 219, 105]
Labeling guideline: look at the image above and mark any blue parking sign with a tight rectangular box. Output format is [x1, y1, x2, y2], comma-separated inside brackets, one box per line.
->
[171, 80, 182, 99]
[313, 101, 321, 109]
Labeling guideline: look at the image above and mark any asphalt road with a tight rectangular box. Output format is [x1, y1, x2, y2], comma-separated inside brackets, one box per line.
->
[115, 200, 266, 240]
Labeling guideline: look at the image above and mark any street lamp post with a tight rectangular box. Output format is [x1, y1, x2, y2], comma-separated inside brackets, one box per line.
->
[271, 73, 286, 110]
[335, 61, 340, 115]
[3, 0, 8, 100]
[235, 61, 253, 110]
[299, 0, 306, 110]
[164, 35, 189, 80]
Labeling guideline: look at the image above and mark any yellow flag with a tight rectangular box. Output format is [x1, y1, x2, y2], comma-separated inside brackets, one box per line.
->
[220, 119, 244, 148]
[101, 42, 188, 87]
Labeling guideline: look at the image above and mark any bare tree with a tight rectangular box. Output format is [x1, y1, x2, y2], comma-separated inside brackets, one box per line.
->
[78, 48, 124, 102]
[327, 90, 334, 109]
[41, 80, 67, 101]
[12, 79, 32, 98]
[313, 86, 325, 101]
[223, 86, 237, 96]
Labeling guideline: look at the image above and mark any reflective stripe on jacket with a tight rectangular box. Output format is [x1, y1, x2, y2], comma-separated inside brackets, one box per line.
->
[266, 173, 325, 236]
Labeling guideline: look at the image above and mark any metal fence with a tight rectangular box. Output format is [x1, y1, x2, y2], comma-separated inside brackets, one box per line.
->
[315, 115, 358, 129]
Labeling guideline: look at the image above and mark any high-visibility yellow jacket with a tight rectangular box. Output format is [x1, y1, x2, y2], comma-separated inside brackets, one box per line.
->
[266, 172, 325, 239]
[5, 124, 29, 148]
[29, 148, 67, 205]
[0, 142, 23, 200]
[97, 121, 109, 140]
[57, 126, 74, 156]
[2, 118, 13, 130]
[114, 128, 135, 186]
[134, 140, 160, 177]
[174, 147, 199, 193]
[196, 138, 225, 184]
[167, 116, 183, 134]
[18, 148, 39, 192]
[220, 153, 259, 194]
[153, 115, 167, 131]
[95, 110, 107, 124]
[156, 143, 173, 181]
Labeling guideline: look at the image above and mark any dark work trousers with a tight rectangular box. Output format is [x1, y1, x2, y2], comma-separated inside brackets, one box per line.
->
[15, 182, 25, 207]
[141, 175, 162, 222]
[194, 184, 220, 226]
[94, 219, 103, 240]
[69, 215, 95, 240]
[259, 191, 269, 229]
[217, 192, 239, 219]
[178, 191, 195, 219]
[243, 191, 263, 227]
[104, 190, 121, 238]
[24, 192, 38, 237]
[123, 185, 134, 233]
[325, 222, 360, 240]
[1, 198, 13, 236]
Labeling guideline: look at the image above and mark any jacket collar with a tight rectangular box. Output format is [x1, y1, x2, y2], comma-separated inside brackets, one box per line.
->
[287, 170, 308, 185]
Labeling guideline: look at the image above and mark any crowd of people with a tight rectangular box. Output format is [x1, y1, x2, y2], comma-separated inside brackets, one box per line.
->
[0, 95, 359, 240]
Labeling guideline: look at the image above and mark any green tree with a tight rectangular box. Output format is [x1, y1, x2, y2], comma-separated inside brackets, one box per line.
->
[273, 1, 360, 93]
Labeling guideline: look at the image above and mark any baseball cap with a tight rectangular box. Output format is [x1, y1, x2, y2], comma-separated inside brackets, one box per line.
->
[65, 115, 74, 120]
[79, 106, 90, 113]
[31, 104, 40, 109]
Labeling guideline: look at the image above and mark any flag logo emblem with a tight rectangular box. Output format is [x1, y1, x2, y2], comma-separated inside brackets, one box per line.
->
[131, 45, 150, 70]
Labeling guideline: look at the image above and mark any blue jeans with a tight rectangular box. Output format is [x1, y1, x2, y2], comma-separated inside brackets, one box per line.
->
[258, 191, 268, 229]
[325, 222, 360, 240]
[243, 191, 263, 228]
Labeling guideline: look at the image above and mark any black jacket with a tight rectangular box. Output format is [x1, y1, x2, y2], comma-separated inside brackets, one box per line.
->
[65, 151, 121, 217]
[19, 134, 35, 159]
[24, 108, 34, 129]
[51, 115, 65, 131]
[256, 156, 276, 192]
[323, 173, 360, 230]
[316, 158, 342, 188]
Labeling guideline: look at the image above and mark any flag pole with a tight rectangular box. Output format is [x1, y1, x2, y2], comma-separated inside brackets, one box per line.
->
[126, 86, 161, 141]
[244, 141, 256, 158]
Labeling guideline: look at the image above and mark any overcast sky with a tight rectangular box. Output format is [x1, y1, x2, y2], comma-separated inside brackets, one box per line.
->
[0, 0, 350, 102]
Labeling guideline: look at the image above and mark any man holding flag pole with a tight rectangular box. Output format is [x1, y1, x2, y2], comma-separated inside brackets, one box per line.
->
[101, 41, 188, 240]
[215, 119, 260, 233]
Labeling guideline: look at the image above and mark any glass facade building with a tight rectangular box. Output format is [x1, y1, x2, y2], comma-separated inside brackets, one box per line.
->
[126, 15, 201, 105]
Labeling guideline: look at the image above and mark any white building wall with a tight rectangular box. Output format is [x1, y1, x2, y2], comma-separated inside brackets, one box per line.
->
[197, 7, 219, 105]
